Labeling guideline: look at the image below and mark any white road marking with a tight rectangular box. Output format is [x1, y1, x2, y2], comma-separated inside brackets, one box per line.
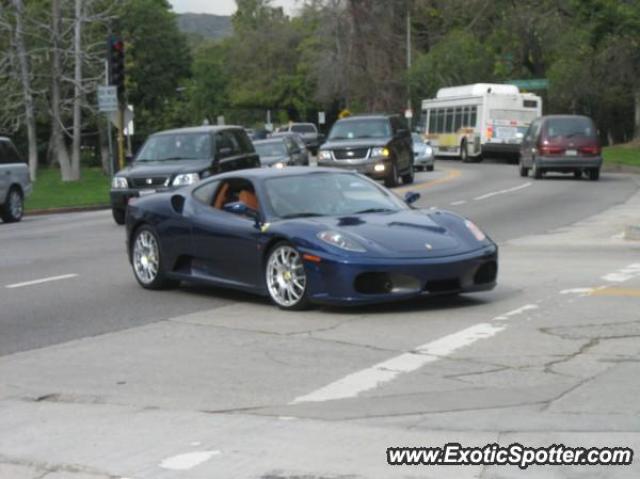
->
[492, 304, 539, 321]
[602, 263, 640, 283]
[159, 450, 220, 471]
[560, 288, 597, 296]
[291, 322, 506, 404]
[474, 182, 531, 201]
[5, 273, 78, 289]
[450, 200, 467, 206]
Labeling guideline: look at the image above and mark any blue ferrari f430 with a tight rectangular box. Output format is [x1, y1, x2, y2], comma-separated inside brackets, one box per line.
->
[125, 167, 497, 310]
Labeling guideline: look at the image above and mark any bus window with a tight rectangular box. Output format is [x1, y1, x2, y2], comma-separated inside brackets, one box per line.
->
[445, 108, 454, 133]
[470, 106, 477, 127]
[420, 110, 428, 132]
[463, 107, 470, 127]
[436, 109, 444, 133]
[454, 107, 463, 131]
[523, 99, 538, 108]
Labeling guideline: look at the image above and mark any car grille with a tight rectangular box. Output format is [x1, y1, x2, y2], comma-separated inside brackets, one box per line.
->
[332, 148, 370, 160]
[130, 176, 169, 188]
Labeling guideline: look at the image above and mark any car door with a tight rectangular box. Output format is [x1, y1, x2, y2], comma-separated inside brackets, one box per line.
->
[188, 179, 263, 288]
[213, 129, 260, 173]
[0, 142, 9, 201]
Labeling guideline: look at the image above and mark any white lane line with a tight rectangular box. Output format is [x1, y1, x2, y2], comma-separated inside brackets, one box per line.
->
[291, 322, 506, 404]
[492, 304, 538, 321]
[5, 273, 78, 289]
[602, 263, 640, 283]
[450, 200, 467, 206]
[474, 182, 531, 201]
[159, 450, 220, 471]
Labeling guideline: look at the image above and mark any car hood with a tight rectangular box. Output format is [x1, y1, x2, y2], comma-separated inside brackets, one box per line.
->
[321, 138, 389, 150]
[117, 159, 211, 178]
[279, 210, 485, 259]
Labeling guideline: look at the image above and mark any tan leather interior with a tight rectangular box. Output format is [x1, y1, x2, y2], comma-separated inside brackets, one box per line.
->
[213, 183, 230, 209]
[238, 190, 259, 210]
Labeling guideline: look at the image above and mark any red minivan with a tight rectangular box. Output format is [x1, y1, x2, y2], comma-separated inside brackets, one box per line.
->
[519, 115, 602, 181]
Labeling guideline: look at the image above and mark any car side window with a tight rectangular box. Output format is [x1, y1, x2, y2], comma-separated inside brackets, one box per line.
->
[215, 131, 241, 159]
[211, 178, 260, 217]
[192, 180, 220, 206]
[0, 142, 8, 164]
[232, 129, 255, 154]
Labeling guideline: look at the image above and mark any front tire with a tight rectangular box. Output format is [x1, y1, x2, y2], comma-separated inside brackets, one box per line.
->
[460, 140, 471, 163]
[265, 242, 310, 310]
[532, 161, 543, 179]
[588, 168, 600, 181]
[519, 161, 529, 177]
[426, 164, 434, 172]
[1, 187, 24, 223]
[384, 163, 399, 188]
[131, 225, 178, 290]
[401, 163, 414, 184]
[112, 208, 126, 225]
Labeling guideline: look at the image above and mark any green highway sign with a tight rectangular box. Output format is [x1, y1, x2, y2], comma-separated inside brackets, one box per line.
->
[506, 79, 549, 90]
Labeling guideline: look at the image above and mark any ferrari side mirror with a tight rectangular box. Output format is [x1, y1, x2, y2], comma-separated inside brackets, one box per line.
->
[223, 201, 260, 222]
[404, 191, 420, 205]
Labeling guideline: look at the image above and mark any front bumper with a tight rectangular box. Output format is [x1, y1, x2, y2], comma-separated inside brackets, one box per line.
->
[301, 245, 498, 306]
[414, 152, 434, 166]
[536, 155, 602, 170]
[317, 157, 391, 179]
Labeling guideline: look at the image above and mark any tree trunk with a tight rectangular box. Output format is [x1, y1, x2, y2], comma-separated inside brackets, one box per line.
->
[70, 0, 83, 180]
[634, 88, 640, 141]
[50, 0, 73, 181]
[11, 0, 38, 181]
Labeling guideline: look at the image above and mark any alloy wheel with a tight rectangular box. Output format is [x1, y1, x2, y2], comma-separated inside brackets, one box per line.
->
[266, 245, 307, 308]
[8, 189, 23, 220]
[133, 230, 160, 285]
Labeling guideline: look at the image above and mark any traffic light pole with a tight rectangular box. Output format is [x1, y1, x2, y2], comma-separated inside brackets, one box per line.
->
[117, 105, 125, 171]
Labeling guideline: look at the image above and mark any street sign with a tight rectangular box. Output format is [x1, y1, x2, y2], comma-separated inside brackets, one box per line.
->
[318, 111, 326, 125]
[98, 86, 118, 112]
[109, 105, 134, 134]
[506, 79, 549, 90]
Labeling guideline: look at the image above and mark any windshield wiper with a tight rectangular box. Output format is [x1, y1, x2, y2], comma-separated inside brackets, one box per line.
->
[354, 207, 395, 214]
[139, 156, 201, 162]
[281, 212, 325, 219]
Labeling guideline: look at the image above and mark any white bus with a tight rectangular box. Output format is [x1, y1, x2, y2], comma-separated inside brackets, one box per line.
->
[419, 83, 542, 161]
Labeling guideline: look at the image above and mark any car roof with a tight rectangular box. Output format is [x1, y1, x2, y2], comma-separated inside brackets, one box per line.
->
[540, 115, 593, 121]
[253, 138, 285, 144]
[151, 125, 244, 136]
[210, 166, 353, 181]
[337, 114, 393, 122]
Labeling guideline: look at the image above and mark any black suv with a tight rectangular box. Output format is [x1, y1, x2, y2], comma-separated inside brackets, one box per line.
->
[317, 114, 414, 187]
[110, 126, 259, 224]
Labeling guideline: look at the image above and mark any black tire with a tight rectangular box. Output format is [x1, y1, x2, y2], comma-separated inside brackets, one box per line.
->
[265, 241, 310, 311]
[1, 186, 24, 223]
[130, 224, 178, 290]
[112, 208, 126, 225]
[588, 168, 600, 181]
[426, 164, 434, 172]
[532, 161, 543, 179]
[519, 163, 529, 177]
[401, 163, 415, 184]
[574, 170, 582, 179]
[460, 140, 471, 163]
[384, 163, 399, 188]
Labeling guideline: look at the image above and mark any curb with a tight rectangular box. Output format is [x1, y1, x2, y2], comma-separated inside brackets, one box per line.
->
[602, 163, 640, 175]
[26, 204, 110, 216]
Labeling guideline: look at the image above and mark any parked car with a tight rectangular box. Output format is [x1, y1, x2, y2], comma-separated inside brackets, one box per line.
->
[0, 137, 31, 223]
[268, 132, 310, 164]
[246, 128, 269, 141]
[110, 126, 260, 225]
[317, 114, 414, 187]
[254, 137, 309, 168]
[280, 123, 323, 153]
[412, 133, 435, 171]
[519, 115, 602, 181]
[125, 168, 497, 310]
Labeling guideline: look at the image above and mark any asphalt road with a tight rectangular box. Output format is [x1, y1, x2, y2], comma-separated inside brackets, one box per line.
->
[1, 160, 639, 478]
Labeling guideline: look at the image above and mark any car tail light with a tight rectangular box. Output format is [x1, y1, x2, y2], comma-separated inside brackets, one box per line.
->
[486, 126, 493, 139]
[579, 145, 600, 155]
[539, 145, 564, 156]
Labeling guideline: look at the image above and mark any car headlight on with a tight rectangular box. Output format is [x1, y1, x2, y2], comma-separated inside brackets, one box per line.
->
[172, 173, 200, 186]
[371, 147, 390, 158]
[271, 161, 286, 169]
[111, 176, 128, 189]
[465, 219, 486, 241]
[318, 231, 366, 252]
[318, 150, 332, 161]
[424, 146, 433, 156]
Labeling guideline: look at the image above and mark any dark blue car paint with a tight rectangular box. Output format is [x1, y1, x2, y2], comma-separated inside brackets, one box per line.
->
[126, 167, 497, 306]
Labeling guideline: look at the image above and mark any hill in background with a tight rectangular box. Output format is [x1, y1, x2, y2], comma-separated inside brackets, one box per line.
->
[177, 13, 232, 40]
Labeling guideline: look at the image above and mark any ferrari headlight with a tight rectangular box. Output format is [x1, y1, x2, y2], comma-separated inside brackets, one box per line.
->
[318, 150, 332, 161]
[111, 176, 128, 189]
[465, 219, 486, 241]
[318, 231, 366, 252]
[371, 147, 390, 158]
[172, 173, 200, 186]
[271, 161, 286, 169]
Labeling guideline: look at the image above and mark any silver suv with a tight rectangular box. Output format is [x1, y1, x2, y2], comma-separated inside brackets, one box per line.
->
[0, 137, 31, 223]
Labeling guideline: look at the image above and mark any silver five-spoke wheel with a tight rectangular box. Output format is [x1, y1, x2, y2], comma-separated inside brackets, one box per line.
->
[266, 244, 308, 309]
[133, 229, 160, 285]
[8, 189, 23, 220]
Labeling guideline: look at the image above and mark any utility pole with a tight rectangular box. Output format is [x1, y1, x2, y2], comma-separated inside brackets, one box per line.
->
[406, 1, 413, 128]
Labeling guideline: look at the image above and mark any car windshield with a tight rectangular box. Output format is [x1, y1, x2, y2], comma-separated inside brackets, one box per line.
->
[255, 141, 287, 157]
[412, 133, 424, 144]
[328, 119, 391, 140]
[545, 117, 596, 139]
[136, 133, 211, 161]
[291, 124, 316, 134]
[265, 172, 406, 218]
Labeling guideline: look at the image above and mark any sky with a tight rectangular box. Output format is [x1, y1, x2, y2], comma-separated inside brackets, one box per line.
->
[169, 0, 299, 16]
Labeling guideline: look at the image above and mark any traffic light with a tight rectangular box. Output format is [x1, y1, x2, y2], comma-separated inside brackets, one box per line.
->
[108, 35, 125, 98]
